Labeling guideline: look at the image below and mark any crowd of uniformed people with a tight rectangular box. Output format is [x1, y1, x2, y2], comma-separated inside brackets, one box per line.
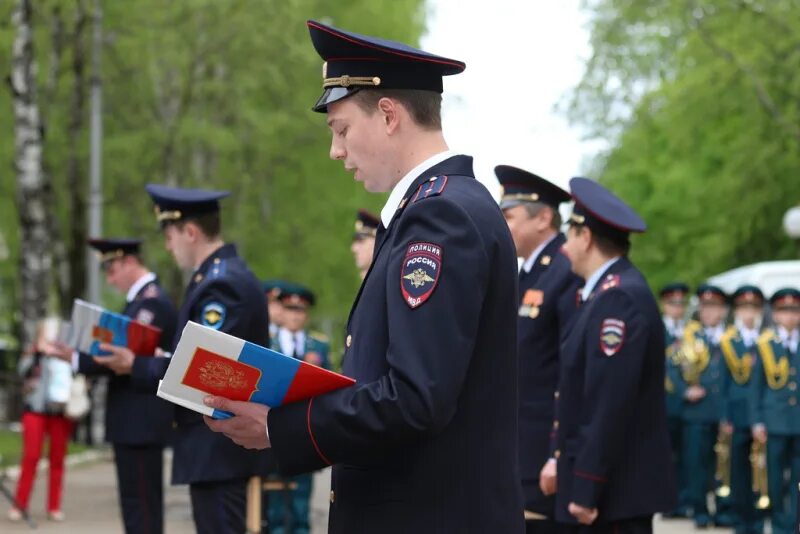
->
[660, 282, 800, 534]
[5, 16, 800, 534]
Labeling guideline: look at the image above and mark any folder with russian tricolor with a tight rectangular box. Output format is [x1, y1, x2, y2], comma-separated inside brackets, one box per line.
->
[157, 321, 355, 419]
[67, 299, 162, 357]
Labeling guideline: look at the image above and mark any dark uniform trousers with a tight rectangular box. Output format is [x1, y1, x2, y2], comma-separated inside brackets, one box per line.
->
[78, 279, 177, 534]
[113, 444, 165, 534]
[268, 156, 525, 533]
[131, 245, 271, 534]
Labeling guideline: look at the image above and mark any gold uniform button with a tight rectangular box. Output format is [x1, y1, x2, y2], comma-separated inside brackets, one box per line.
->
[330, 491, 335, 503]
[790, 382, 797, 391]
[213, 258, 221, 264]
[554, 450, 561, 459]
[790, 398, 797, 406]
[346, 335, 352, 348]
[553, 421, 559, 429]
[554, 391, 560, 400]
[194, 273, 203, 283]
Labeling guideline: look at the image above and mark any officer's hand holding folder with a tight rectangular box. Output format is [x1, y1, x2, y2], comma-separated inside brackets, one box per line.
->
[157, 321, 355, 419]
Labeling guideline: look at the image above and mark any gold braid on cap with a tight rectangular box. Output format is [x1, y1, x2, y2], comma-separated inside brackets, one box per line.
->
[569, 213, 586, 224]
[96, 250, 125, 262]
[154, 205, 182, 222]
[323, 75, 382, 89]
[501, 192, 540, 203]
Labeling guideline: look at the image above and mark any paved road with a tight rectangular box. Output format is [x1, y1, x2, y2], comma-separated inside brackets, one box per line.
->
[1, 453, 734, 533]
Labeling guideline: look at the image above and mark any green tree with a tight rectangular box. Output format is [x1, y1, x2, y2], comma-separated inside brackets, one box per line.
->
[0, 0, 425, 358]
[568, 0, 800, 289]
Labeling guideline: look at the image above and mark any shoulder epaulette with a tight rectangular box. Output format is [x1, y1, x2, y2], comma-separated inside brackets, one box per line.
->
[208, 258, 228, 280]
[599, 274, 620, 292]
[411, 175, 449, 204]
[140, 283, 161, 300]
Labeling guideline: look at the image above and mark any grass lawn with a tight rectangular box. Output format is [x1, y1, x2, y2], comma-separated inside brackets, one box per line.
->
[0, 429, 90, 467]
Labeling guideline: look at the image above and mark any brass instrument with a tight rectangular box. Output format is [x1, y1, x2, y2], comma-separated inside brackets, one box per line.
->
[714, 427, 732, 498]
[678, 322, 710, 385]
[751, 440, 770, 510]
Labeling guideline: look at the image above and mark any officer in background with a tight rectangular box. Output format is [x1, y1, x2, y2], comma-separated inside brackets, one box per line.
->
[269, 284, 329, 534]
[553, 177, 676, 533]
[720, 285, 765, 534]
[751, 288, 800, 534]
[494, 165, 579, 533]
[51, 238, 177, 534]
[205, 19, 524, 533]
[659, 282, 691, 519]
[351, 209, 380, 280]
[94, 185, 271, 534]
[263, 279, 288, 341]
[677, 284, 729, 528]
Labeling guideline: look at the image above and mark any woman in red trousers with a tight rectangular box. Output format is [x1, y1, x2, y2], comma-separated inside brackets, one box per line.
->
[7, 333, 75, 522]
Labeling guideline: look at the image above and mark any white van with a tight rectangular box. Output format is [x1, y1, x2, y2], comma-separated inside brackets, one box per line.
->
[707, 260, 800, 297]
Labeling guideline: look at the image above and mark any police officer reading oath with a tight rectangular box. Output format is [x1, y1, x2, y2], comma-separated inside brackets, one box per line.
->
[204, 19, 524, 534]
[51, 238, 177, 534]
[495, 165, 580, 533]
[95, 187, 271, 534]
[552, 178, 677, 533]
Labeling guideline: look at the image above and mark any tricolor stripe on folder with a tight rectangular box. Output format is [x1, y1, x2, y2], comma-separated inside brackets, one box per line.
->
[68, 299, 162, 356]
[158, 322, 355, 419]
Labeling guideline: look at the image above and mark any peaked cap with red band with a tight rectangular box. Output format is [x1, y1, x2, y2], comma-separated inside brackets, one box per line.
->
[307, 19, 466, 112]
[568, 177, 647, 246]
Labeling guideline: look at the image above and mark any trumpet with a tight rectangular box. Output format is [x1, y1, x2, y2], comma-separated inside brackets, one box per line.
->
[751, 440, 770, 510]
[714, 427, 732, 498]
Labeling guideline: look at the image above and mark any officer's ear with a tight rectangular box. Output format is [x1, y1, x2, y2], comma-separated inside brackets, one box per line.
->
[377, 97, 401, 135]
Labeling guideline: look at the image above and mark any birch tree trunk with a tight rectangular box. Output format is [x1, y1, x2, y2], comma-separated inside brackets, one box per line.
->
[10, 0, 53, 349]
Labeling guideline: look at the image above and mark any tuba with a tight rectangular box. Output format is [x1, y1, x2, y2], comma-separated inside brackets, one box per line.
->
[751, 440, 770, 510]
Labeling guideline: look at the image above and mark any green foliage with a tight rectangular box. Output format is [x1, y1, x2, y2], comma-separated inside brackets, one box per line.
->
[569, 0, 800, 289]
[0, 0, 425, 349]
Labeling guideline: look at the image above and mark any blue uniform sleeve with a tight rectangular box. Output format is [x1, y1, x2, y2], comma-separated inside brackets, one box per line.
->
[268, 197, 491, 475]
[570, 289, 648, 508]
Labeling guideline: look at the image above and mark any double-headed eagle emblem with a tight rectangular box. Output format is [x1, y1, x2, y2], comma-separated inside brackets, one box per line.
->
[403, 268, 435, 288]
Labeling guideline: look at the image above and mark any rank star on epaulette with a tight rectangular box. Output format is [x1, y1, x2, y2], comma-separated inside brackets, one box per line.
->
[600, 318, 625, 356]
[401, 242, 442, 309]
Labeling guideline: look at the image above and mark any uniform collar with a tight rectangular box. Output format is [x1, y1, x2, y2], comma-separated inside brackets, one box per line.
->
[704, 323, 725, 345]
[778, 326, 799, 352]
[663, 316, 685, 335]
[380, 150, 458, 227]
[522, 234, 558, 274]
[126, 272, 156, 303]
[581, 256, 621, 302]
[193, 243, 237, 275]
